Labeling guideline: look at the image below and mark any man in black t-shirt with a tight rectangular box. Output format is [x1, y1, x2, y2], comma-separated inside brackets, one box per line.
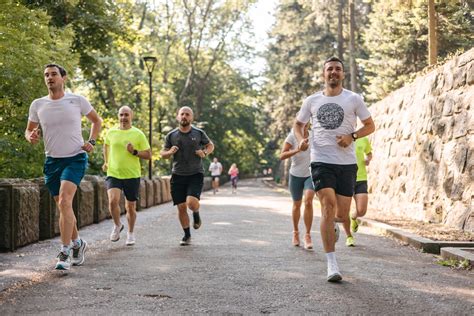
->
[160, 106, 214, 245]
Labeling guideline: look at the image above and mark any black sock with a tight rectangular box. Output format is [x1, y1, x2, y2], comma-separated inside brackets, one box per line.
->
[193, 211, 200, 221]
[184, 227, 191, 238]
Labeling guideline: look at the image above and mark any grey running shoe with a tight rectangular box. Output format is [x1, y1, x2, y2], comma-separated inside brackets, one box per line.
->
[334, 223, 340, 243]
[126, 232, 135, 246]
[72, 239, 87, 266]
[110, 224, 124, 242]
[55, 251, 71, 270]
[327, 261, 342, 282]
[180, 235, 191, 246]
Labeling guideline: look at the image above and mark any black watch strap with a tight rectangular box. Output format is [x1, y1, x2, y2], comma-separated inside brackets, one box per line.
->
[133, 149, 139, 156]
[88, 139, 96, 146]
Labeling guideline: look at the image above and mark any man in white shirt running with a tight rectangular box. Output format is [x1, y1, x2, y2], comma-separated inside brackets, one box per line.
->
[209, 157, 223, 194]
[25, 64, 102, 270]
[293, 57, 375, 282]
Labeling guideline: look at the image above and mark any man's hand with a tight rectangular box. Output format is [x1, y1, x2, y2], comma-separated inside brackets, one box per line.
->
[298, 138, 309, 151]
[27, 127, 41, 144]
[336, 135, 352, 148]
[169, 146, 179, 155]
[126, 142, 134, 154]
[195, 149, 206, 158]
[81, 141, 94, 153]
[102, 163, 108, 172]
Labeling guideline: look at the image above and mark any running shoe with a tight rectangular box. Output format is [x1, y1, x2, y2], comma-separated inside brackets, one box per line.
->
[334, 223, 340, 243]
[126, 232, 135, 246]
[292, 231, 300, 247]
[180, 235, 191, 246]
[350, 217, 359, 233]
[304, 233, 313, 250]
[193, 212, 201, 230]
[327, 260, 342, 282]
[346, 236, 355, 247]
[72, 239, 87, 266]
[110, 224, 124, 242]
[55, 251, 71, 270]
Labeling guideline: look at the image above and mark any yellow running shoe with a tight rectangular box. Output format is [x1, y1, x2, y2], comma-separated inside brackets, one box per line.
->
[350, 217, 359, 233]
[346, 236, 355, 247]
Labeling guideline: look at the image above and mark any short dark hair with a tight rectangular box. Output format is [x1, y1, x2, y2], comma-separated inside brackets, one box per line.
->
[44, 63, 67, 77]
[323, 57, 344, 71]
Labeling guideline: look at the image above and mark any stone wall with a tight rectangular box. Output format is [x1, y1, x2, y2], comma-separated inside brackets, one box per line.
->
[368, 48, 473, 231]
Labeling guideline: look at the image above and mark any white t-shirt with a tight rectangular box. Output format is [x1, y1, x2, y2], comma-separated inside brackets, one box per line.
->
[297, 89, 371, 165]
[209, 162, 223, 176]
[284, 130, 311, 177]
[28, 93, 93, 158]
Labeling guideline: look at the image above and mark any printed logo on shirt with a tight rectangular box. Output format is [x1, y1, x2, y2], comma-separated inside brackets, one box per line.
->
[316, 103, 344, 130]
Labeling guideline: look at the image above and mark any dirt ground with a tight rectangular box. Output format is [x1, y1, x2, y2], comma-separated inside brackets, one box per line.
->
[365, 214, 474, 242]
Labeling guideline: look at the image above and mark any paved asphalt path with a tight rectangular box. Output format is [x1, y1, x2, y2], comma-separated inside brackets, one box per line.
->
[0, 178, 473, 314]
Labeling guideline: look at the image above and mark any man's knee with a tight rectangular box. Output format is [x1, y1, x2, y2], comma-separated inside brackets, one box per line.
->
[186, 197, 200, 211]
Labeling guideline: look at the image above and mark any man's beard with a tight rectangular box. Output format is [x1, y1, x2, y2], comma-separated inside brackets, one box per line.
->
[180, 120, 190, 127]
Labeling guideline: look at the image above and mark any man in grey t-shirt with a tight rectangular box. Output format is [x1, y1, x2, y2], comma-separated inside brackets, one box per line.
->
[160, 106, 214, 245]
[294, 57, 375, 282]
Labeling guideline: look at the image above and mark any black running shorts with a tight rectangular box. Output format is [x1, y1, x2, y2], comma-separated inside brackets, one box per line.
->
[354, 180, 368, 195]
[310, 162, 357, 197]
[171, 173, 204, 205]
[106, 176, 140, 202]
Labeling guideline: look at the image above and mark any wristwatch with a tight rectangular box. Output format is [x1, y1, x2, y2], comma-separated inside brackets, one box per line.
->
[132, 149, 139, 156]
[88, 139, 96, 146]
[351, 132, 358, 141]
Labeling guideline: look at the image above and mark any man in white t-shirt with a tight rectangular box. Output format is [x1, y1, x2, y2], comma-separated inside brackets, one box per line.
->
[25, 64, 102, 270]
[209, 157, 223, 194]
[294, 57, 375, 282]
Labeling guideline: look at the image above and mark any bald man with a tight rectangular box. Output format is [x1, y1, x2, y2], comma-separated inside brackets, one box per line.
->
[160, 106, 214, 246]
[103, 106, 151, 246]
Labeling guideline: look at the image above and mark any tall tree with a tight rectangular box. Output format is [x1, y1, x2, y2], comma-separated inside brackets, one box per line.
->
[428, 0, 437, 65]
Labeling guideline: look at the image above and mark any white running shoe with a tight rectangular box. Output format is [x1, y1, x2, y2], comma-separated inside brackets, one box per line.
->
[55, 251, 71, 270]
[110, 224, 124, 242]
[126, 232, 135, 246]
[72, 239, 87, 266]
[327, 260, 342, 282]
[334, 223, 340, 243]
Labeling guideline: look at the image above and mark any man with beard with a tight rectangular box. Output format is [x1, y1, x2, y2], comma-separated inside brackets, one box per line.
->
[103, 106, 151, 246]
[293, 57, 375, 282]
[160, 106, 214, 245]
[25, 64, 102, 270]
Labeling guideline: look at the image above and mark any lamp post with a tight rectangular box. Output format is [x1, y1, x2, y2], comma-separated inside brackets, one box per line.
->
[143, 56, 157, 180]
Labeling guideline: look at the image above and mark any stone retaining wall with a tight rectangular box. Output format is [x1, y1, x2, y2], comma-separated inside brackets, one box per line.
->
[368, 48, 473, 231]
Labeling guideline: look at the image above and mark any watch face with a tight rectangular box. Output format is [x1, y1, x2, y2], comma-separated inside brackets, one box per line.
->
[89, 139, 96, 145]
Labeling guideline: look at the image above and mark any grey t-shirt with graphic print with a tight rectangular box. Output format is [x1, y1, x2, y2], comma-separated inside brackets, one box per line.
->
[164, 126, 211, 176]
[296, 89, 371, 165]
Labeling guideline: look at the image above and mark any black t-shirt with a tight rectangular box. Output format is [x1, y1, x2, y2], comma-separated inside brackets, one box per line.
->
[164, 126, 211, 175]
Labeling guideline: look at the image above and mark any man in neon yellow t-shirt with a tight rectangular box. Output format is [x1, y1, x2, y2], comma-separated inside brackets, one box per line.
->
[347, 136, 372, 246]
[103, 106, 151, 246]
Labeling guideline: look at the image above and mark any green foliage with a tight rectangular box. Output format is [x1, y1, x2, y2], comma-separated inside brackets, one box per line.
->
[437, 258, 471, 270]
[0, 1, 76, 178]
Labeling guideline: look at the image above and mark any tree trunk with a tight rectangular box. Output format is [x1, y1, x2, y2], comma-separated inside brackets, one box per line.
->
[337, 0, 345, 60]
[349, 0, 357, 92]
[428, 0, 437, 65]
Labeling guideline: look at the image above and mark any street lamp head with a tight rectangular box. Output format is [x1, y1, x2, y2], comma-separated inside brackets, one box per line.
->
[143, 56, 157, 73]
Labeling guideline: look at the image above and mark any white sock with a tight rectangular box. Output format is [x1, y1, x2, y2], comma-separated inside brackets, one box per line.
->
[326, 252, 336, 264]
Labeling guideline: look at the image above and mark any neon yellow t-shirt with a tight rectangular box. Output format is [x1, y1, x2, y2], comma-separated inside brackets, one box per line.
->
[355, 137, 372, 181]
[105, 126, 150, 179]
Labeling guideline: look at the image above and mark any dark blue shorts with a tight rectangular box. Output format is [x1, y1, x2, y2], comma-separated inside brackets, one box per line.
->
[44, 153, 88, 197]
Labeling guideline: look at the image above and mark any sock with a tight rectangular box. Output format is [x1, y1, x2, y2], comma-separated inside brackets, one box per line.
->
[184, 227, 191, 238]
[61, 245, 71, 255]
[326, 252, 336, 264]
[193, 211, 200, 221]
[72, 238, 82, 249]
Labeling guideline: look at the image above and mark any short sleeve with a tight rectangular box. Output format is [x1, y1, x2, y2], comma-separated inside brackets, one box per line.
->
[296, 97, 311, 124]
[354, 94, 371, 121]
[28, 100, 39, 123]
[365, 138, 372, 154]
[136, 130, 150, 151]
[78, 95, 93, 116]
[200, 130, 210, 145]
[104, 130, 111, 145]
[164, 133, 172, 150]
[284, 132, 296, 149]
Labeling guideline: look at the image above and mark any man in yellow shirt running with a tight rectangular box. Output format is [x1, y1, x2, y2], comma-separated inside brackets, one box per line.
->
[347, 136, 372, 246]
[103, 106, 151, 246]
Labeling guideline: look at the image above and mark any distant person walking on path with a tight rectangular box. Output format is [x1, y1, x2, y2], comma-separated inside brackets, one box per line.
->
[25, 64, 102, 270]
[228, 163, 239, 194]
[280, 124, 315, 250]
[209, 157, 223, 194]
[160, 106, 214, 246]
[347, 136, 373, 245]
[102, 106, 151, 246]
[294, 57, 375, 282]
